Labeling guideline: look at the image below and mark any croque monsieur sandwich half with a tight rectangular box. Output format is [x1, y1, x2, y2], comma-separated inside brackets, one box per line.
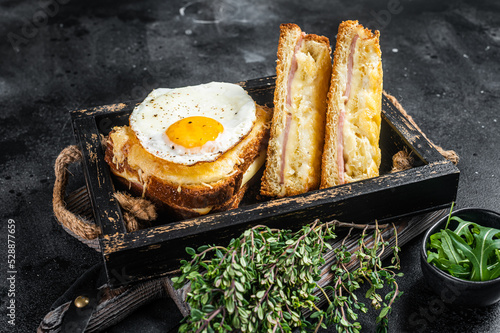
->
[105, 82, 272, 219]
[261, 23, 332, 197]
[320, 20, 382, 189]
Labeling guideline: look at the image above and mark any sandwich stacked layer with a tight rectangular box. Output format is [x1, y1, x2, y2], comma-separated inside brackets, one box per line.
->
[105, 82, 272, 219]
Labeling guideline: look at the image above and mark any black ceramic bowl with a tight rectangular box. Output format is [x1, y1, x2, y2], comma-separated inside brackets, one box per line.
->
[420, 208, 500, 307]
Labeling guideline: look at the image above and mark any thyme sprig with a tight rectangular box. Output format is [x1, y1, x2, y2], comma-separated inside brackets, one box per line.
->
[321, 221, 403, 333]
[172, 219, 402, 333]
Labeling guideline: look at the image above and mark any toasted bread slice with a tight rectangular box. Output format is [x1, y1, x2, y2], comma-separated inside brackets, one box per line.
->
[261, 23, 332, 197]
[111, 166, 252, 219]
[105, 104, 272, 214]
[320, 20, 382, 189]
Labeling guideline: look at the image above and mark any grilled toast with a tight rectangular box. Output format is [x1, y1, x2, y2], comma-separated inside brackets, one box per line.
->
[320, 20, 382, 188]
[261, 23, 332, 197]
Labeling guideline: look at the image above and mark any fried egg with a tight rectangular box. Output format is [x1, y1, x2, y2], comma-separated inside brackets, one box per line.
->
[129, 82, 256, 165]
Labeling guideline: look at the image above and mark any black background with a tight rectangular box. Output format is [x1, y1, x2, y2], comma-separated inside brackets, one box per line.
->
[1, 0, 499, 332]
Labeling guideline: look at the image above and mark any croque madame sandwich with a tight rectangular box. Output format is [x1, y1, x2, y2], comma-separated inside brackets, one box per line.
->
[320, 20, 383, 189]
[105, 82, 272, 219]
[261, 23, 332, 197]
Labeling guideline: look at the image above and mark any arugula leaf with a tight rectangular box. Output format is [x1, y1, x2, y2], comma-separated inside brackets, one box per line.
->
[428, 215, 500, 282]
[447, 262, 471, 279]
[451, 217, 476, 245]
[445, 230, 485, 280]
[440, 230, 466, 265]
[489, 261, 500, 280]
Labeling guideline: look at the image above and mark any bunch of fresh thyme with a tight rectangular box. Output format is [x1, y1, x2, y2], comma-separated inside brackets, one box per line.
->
[172, 219, 402, 333]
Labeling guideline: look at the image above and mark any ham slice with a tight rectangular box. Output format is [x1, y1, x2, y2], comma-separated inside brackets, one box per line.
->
[344, 34, 359, 101]
[337, 34, 359, 185]
[279, 113, 292, 184]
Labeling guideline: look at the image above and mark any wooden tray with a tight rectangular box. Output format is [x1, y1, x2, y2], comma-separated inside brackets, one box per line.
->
[71, 76, 459, 288]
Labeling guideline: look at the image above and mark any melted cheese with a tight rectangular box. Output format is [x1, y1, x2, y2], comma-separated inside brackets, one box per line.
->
[342, 36, 382, 183]
[241, 148, 266, 187]
[112, 144, 266, 216]
[278, 40, 329, 192]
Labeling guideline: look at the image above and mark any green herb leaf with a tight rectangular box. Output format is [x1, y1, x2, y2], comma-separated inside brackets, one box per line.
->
[185, 247, 196, 256]
[427, 209, 500, 282]
[445, 227, 500, 281]
[440, 230, 465, 265]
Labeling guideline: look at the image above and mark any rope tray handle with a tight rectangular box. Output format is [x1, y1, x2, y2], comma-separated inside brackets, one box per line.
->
[52, 145, 157, 247]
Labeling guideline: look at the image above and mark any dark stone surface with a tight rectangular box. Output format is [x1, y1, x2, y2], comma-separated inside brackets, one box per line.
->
[1, 0, 499, 332]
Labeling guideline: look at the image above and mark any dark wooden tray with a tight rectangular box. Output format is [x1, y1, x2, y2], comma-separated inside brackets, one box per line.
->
[71, 76, 459, 288]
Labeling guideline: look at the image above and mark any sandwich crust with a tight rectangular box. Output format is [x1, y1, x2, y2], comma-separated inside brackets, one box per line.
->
[261, 23, 332, 197]
[105, 104, 272, 213]
[112, 173, 250, 219]
[320, 20, 382, 189]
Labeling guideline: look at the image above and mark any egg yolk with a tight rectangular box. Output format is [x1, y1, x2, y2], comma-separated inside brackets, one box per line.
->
[166, 116, 224, 149]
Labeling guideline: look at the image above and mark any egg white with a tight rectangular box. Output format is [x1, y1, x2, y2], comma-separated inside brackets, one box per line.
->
[129, 82, 256, 165]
